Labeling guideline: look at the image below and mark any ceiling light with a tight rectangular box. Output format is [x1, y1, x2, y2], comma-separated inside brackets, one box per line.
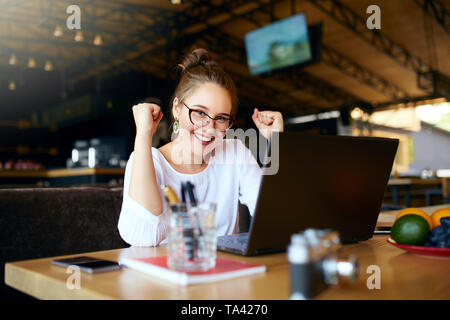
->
[27, 57, 36, 68]
[54, 25, 63, 37]
[351, 107, 364, 120]
[44, 60, 53, 71]
[171, 0, 182, 4]
[9, 54, 17, 65]
[93, 34, 103, 46]
[8, 80, 16, 91]
[74, 30, 83, 42]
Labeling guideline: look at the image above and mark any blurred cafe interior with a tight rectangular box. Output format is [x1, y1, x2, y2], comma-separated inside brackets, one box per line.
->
[0, 0, 449, 300]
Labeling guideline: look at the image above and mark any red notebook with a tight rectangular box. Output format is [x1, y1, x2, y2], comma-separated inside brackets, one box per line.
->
[120, 256, 266, 286]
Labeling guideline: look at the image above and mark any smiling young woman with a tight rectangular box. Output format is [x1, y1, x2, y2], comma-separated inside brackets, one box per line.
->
[118, 48, 284, 246]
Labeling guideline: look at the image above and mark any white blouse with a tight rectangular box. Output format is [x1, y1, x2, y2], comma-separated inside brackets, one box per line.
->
[117, 138, 263, 246]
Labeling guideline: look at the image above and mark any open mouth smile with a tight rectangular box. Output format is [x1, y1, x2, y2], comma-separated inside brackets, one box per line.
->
[194, 133, 215, 146]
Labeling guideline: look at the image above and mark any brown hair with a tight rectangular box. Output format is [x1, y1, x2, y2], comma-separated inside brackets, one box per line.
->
[172, 48, 238, 118]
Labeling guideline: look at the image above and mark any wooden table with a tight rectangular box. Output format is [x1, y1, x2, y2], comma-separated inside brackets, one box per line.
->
[387, 178, 448, 207]
[5, 205, 450, 300]
[388, 178, 442, 186]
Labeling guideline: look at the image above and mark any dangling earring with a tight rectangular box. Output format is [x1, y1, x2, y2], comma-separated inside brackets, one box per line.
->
[173, 119, 179, 134]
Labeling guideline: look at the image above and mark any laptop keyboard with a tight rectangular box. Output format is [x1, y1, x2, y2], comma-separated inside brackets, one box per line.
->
[217, 234, 249, 250]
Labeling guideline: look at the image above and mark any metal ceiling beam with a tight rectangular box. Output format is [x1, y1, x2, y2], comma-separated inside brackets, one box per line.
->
[371, 94, 441, 110]
[62, 6, 180, 80]
[270, 68, 362, 105]
[0, 15, 130, 38]
[225, 6, 374, 106]
[65, 1, 278, 79]
[3, 0, 405, 109]
[414, 0, 450, 34]
[2, 0, 395, 110]
[308, 0, 431, 74]
[0, 44, 75, 65]
[321, 44, 410, 100]
[0, 31, 110, 50]
[0, 0, 175, 80]
[81, 0, 249, 59]
[92, 0, 175, 18]
[200, 26, 362, 107]
[224, 2, 408, 100]
[82, 0, 175, 35]
[146, 0, 432, 102]
[227, 71, 299, 117]
[0, 13, 167, 69]
[0, 1, 173, 38]
[67, 0, 364, 109]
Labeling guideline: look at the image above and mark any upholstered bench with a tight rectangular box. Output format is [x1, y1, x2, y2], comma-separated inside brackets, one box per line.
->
[0, 186, 128, 299]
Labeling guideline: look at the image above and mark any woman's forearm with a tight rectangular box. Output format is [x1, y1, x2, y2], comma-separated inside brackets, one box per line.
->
[128, 134, 164, 216]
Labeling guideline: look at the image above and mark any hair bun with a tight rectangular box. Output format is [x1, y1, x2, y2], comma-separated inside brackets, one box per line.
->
[173, 47, 238, 118]
[179, 48, 218, 72]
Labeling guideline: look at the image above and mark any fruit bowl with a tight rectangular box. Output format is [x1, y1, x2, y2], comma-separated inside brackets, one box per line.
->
[387, 238, 450, 257]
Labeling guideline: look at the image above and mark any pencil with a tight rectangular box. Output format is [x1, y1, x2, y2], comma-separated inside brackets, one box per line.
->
[162, 186, 179, 204]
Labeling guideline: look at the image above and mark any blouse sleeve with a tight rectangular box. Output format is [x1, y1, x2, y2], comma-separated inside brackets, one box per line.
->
[236, 139, 263, 216]
[117, 151, 168, 246]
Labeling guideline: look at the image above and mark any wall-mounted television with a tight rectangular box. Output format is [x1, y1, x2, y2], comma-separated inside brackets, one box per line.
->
[244, 13, 321, 75]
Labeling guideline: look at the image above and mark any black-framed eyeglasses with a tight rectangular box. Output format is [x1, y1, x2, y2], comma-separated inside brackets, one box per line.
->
[182, 101, 234, 131]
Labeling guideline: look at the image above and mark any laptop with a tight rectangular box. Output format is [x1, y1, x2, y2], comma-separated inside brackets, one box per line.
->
[217, 132, 399, 256]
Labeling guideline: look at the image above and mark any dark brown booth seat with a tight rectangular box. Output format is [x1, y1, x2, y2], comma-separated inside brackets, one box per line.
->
[0, 186, 128, 299]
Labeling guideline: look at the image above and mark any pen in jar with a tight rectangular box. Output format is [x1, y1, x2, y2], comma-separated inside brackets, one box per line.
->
[182, 181, 201, 261]
[162, 185, 179, 204]
[185, 181, 203, 236]
[181, 183, 186, 203]
[185, 181, 197, 206]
